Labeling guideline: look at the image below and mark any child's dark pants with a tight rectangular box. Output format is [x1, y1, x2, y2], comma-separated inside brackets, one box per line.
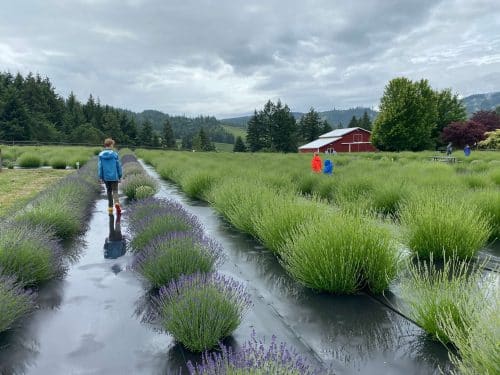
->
[104, 181, 119, 208]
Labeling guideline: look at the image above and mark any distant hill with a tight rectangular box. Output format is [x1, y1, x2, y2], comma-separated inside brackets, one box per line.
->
[461, 92, 500, 116]
[220, 107, 378, 129]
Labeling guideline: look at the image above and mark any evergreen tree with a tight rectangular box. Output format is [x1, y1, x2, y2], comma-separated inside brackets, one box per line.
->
[348, 115, 359, 128]
[161, 120, 176, 149]
[139, 120, 154, 146]
[371, 77, 437, 151]
[271, 100, 297, 152]
[193, 128, 214, 151]
[233, 136, 246, 152]
[246, 110, 266, 152]
[359, 111, 372, 131]
[299, 107, 322, 142]
[181, 134, 193, 150]
[0, 87, 32, 141]
[320, 120, 332, 135]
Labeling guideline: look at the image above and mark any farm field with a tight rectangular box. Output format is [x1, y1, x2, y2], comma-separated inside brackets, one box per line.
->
[135, 148, 500, 373]
[0, 168, 72, 217]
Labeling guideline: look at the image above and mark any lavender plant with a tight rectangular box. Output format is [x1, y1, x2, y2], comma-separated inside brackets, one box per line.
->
[187, 331, 319, 374]
[154, 273, 251, 352]
[132, 232, 222, 288]
[0, 275, 35, 333]
[0, 223, 65, 285]
[121, 173, 158, 200]
[135, 185, 156, 199]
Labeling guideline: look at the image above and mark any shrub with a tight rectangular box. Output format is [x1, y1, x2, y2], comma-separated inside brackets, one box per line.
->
[50, 158, 67, 169]
[187, 331, 319, 374]
[369, 182, 411, 217]
[182, 171, 220, 200]
[133, 233, 222, 288]
[17, 153, 42, 168]
[0, 224, 64, 285]
[154, 273, 251, 352]
[121, 173, 158, 199]
[280, 210, 398, 294]
[16, 200, 81, 240]
[400, 256, 487, 344]
[0, 276, 35, 333]
[400, 192, 491, 259]
[252, 193, 324, 254]
[471, 189, 500, 240]
[440, 288, 499, 375]
[135, 185, 156, 199]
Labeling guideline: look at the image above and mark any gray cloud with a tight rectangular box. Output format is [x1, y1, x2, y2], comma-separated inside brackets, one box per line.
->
[0, 0, 499, 117]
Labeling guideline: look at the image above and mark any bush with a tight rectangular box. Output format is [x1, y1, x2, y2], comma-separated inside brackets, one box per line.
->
[440, 289, 499, 375]
[133, 233, 222, 288]
[400, 257, 487, 344]
[121, 173, 158, 199]
[154, 273, 251, 352]
[17, 153, 42, 168]
[471, 189, 500, 240]
[135, 185, 156, 199]
[280, 210, 398, 294]
[400, 192, 491, 259]
[182, 171, 220, 200]
[187, 331, 319, 374]
[0, 224, 65, 285]
[0, 276, 35, 333]
[16, 200, 81, 240]
[50, 158, 67, 169]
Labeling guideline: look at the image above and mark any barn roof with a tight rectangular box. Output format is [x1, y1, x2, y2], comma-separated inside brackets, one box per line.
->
[319, 127, 370, 138]
[298, 137, 341, 150]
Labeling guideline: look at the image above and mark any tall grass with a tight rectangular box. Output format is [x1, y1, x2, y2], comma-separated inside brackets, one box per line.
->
[280, 210, 399, 294]
[154, 273, 251, 352]
[17, 153, 42, 168]
[400, 256, 487, 343]
[471, 189, 500, 240]
[400, 191, 491, 259]
[0, 276, 35, 333]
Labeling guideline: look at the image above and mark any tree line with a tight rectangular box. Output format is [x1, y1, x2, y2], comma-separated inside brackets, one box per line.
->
[0, 71, 230, 149]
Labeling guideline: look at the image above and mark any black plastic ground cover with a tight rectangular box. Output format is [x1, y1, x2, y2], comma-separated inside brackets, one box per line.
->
[0, 163, 457, 375]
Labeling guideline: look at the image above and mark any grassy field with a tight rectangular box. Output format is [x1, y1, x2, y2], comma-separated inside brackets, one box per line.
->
[0, 169, 72, 217]
[222, 124, 246, 139]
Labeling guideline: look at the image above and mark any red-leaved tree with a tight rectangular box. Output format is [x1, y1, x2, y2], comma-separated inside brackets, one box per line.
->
[441, 120, 487, 148]
[470, 110, 500, 131]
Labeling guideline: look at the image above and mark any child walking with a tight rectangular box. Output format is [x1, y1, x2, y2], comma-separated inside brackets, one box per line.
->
[98, 138, 122, 215]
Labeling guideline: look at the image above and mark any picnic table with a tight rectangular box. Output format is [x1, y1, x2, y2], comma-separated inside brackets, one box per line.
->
[429, 155, 457, 163]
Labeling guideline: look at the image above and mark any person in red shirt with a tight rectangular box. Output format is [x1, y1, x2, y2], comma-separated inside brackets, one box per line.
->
[311, 152, 322, 173]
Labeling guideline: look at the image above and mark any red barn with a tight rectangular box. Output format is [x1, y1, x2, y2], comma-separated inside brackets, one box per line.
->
[298, 127, 376, 153]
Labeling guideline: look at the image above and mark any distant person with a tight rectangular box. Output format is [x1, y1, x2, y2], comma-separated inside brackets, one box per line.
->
[331, 148, 337, 156]
[98, 138, 122, 215]
[446, 142, 453, 156]
[311, 152, 322, 173]
[464, 144, 471, 157]
[323, 159, 333, 175]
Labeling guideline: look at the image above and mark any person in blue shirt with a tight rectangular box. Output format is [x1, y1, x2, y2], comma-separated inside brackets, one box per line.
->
[98, 138, 122, 215]
[323, 159, 333, 175]
[464, 144, 471, 157]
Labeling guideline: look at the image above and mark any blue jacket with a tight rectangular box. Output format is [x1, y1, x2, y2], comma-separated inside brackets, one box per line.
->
[323, 159, 333, 175]
[98, 149, 122, 181]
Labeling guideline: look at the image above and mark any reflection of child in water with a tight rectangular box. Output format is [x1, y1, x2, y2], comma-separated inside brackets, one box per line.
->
[104, 213, 126, 259]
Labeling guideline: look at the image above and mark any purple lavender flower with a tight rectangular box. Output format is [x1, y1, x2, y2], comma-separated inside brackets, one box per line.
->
[151, 273, 252, 352]
[121, 154, 139, 165]
[187, 330, 320, 374]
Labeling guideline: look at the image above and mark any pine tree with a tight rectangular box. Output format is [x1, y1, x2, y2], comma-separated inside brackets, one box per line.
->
[246, 110, 266, 152]
[299, 107, 322, 142]
[139, 120, 154, 146]
[348, 115, 359, 128]
[320, 120, 332, 134]
[359, 111, 372, 131]
[161, 120, 176, 149]
[233, 136, 246, 152]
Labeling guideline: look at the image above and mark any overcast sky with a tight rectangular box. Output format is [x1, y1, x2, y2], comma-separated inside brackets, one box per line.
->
[1, 0, 499, 118]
